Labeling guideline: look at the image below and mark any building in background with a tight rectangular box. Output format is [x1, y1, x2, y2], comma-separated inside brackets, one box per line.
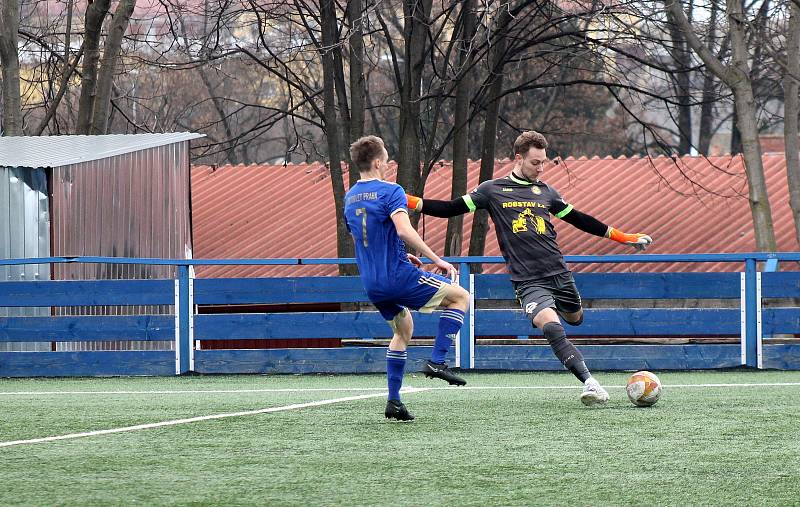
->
[0, 132, 203, 350]
[191, 153, 799, 278]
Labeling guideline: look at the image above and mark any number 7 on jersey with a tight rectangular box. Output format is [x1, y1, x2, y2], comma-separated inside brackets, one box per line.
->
[355, 207, 368, 247]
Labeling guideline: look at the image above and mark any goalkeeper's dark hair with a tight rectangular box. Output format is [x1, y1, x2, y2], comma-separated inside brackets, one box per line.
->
[513, 131, 548, 156]
[349, 136, 385, 173]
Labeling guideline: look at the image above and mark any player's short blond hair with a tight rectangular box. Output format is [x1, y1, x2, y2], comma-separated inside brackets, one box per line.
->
[513, 131, 549, 156]
[349, 136, 385, 173]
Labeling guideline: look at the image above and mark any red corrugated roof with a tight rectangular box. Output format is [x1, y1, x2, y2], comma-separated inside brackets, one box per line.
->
[191, 154, 799, 278]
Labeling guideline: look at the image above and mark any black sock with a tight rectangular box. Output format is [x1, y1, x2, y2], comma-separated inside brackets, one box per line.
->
[542, 322, 591, 383]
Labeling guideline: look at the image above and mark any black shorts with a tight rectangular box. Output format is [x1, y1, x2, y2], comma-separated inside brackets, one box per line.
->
[513, 272, 582, 320]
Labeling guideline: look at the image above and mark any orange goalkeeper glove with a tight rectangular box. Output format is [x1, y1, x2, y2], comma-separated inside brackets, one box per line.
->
[608, 228, 653, 251]
[406, 194, 423, 212]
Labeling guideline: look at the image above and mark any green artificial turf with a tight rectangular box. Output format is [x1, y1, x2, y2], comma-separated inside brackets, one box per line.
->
[2, 370, 799, 506]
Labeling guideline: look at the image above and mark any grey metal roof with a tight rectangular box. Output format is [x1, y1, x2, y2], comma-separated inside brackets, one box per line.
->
[0, 133, 205, 168]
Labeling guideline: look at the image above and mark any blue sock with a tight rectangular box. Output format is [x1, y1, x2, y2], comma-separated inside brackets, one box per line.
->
[386, 349, 407, 401]
[431, 309, 465, 364]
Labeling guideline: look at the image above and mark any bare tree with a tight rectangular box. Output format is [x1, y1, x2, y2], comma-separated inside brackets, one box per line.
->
[91, 0, 137, 134]
[666, 0, 777, 251]
[319, 0, 354, 269]
[468, 6, 513, 264]
[76, 0, 111, 134]
[785, 0, 800, 246]
[698, 0, 721, 155]
[347, 0, 366, 187]
[396, 0, 433, 195]
[35, 46, 84, 135]
[665, 2, 694, 154]
[0, 0, 22, 135]
[445, 0, 477, 256]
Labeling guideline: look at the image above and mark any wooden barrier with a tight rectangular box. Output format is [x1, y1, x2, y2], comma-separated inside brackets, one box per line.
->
[0, 254, 798, 376]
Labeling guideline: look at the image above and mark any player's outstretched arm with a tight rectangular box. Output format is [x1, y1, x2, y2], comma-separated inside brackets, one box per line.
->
[406, 194, 470, 218]
[554, 204, 653, 251]
[391, 211, 456, 276]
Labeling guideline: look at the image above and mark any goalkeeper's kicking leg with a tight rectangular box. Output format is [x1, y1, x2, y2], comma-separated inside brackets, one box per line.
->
[516, 274, 608, 405]
[515, 276, 609, 405]
[532, 307, 609, 405]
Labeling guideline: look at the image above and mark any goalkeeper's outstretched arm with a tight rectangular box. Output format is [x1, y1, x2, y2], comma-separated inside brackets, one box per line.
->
[552, 202, 653, 251]
[406, 194, 469, 218]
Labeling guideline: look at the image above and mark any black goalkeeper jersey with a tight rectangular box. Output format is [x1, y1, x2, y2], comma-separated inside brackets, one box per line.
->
[464, 173, 573, 281]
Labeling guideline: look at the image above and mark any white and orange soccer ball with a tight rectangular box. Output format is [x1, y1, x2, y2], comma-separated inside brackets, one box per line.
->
[626, 371, 662, 407]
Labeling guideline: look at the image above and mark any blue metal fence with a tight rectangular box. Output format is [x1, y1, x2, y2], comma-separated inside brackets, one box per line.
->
[0, 253, 798, 377]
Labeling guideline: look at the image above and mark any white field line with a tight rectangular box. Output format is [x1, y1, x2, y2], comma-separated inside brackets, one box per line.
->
[0, 388, 391, 395]
[2, 382, 800, 396]
[627, 382, 800, 388]
[3, 382, 798, 448]
[0, 387, 429, 449]
[450, 382, 800, 390]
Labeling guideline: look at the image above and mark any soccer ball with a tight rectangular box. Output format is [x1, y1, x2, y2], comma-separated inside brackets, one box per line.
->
[626, 371, 662, 407]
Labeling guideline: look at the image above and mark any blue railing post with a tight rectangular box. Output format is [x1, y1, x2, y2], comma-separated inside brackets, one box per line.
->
[176, 264, 191, 374]
[744, 258, 758, 368]
[458, 262, 473, 369]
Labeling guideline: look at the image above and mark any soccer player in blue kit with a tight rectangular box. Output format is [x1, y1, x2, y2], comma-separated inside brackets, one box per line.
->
[344, 136, 471, 421]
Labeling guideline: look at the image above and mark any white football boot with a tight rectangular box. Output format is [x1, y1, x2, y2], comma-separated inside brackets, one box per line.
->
[580, 377, 609, 406]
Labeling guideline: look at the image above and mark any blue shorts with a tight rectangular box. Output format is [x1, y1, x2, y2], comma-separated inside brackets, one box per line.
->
[371, 272, 452, 320]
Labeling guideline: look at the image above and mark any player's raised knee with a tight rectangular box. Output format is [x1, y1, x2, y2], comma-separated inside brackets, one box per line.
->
[563, 311, 584, 326]
[447, 284, 470, 310]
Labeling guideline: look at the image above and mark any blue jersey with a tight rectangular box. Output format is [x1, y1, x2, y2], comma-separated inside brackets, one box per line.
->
[344, 179, 418, 300]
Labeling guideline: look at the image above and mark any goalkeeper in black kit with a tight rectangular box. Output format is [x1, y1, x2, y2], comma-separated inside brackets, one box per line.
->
[406, 131, 653, 405]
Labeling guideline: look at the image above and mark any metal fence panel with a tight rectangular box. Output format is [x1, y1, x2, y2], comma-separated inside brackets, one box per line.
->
[0, 166, 50, 351]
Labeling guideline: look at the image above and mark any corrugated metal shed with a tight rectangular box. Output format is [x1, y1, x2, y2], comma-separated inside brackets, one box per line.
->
[1, 133, 203, 350]
[0, 132, 203, 168]
[0, 166, 51, 351]
[0, 134, 202, 284]
[49, 141, 194, 295]
[192, 154, 799, 278]
[0, 167, 50, 285]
